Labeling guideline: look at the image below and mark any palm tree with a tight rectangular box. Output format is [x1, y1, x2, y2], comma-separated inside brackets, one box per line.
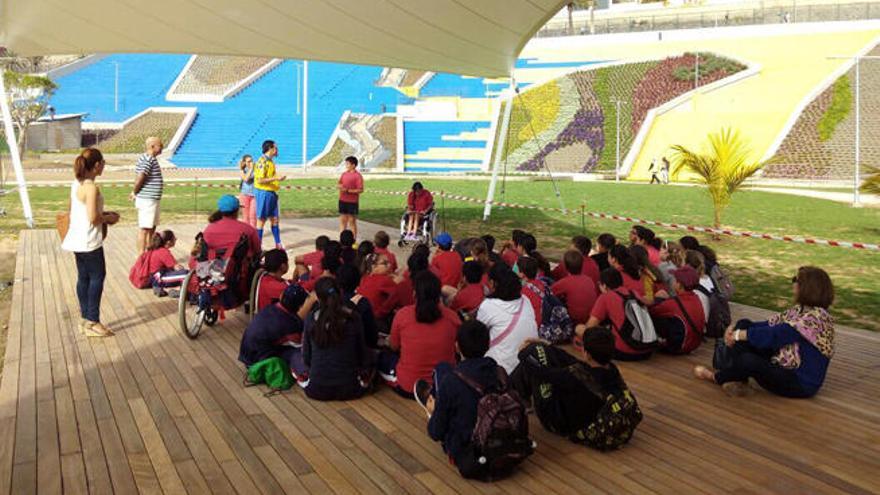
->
[671, 128, 772, 232]
[861, 166, 880, 195]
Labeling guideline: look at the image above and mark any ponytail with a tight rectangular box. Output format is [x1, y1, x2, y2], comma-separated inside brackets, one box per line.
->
[313, 278, 349, 348]
[414, 272, 442, 324]
[207, 210, 224, 223]
[147, 233, 164, 251]
[610, 245, 641, 280]
[74, 148, 104, 182]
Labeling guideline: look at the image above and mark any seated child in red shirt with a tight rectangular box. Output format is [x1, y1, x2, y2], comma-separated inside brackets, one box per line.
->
[449, 261, 486, 316]
[551, 250, 598, 325]
[294, 235, 328, 281]
[431, 232, 463, 288]
[141, 230, 187, 298]
[649, 265, 705, 354]
[358, 252, 399, 322]
[517, 256, 545, 325]
[257, 249, 291, 312]
[373, 230, 398, 273]
[578, 268, 652, 361]
[550, 235, 600, 290]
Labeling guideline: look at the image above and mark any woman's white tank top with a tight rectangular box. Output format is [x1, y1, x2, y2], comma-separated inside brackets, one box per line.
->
[61, 180, 103, 253]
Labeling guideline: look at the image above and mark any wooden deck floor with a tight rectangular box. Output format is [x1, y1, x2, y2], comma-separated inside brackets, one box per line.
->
[1, 222, 879, 494]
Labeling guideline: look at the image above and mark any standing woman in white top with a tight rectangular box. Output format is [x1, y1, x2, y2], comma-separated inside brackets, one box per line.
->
[476, 266, 538, 374]
[61, 148, 119, 337]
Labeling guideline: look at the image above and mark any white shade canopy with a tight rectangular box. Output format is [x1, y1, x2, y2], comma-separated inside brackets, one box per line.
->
[0, 0, 567, 77]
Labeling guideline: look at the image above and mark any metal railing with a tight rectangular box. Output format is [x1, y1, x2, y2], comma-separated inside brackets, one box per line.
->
[536, 1, 880, 37]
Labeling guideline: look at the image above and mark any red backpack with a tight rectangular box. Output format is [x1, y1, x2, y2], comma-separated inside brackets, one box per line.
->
[129, 251, 154, 289]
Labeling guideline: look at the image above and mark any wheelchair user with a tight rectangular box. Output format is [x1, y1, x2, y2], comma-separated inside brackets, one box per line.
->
[404, 182, 433, 241]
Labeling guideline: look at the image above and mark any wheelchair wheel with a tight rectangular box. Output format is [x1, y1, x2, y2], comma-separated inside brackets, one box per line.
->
[178, 271, 206, 339]
[249, 268, 266, 321]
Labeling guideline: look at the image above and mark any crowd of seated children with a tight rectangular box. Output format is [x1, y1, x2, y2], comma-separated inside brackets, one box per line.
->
[517, 233, 551, 277]
[579, 268, 653, 361]
[395, 249, 429, 308]
[449, 261, 486, 316]
[551, 236, 600, 289]
[130, 230, 187, 297]
[648, 265, 706, 354]
[257, 249, 291, 311]
[630, 225, 662, 266]
[431, 232, 463, 289]
[695, 266, 835, 398]
[476, 265, 539, 373]
[340, 229, 357, 266]
[511, 327, 632, 442]
[550, 250, 598, 325]
[500, 229, 526, 268]
[374, 231, 398, 273]
[294, 234, 328, 281]
[301, 277, 374, 400]
[680, 235, 719, 273]
[415, 320, 506, 476]
[684, 250, 712, 323]
[355, 240, 375, 272]
[379, 272, 460, 398]
[239, 284, 311, 372]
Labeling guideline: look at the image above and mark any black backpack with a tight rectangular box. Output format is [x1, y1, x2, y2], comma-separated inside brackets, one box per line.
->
[453, 368, 535, 480]
[695, 285, 731, 339]
[568, 365, 642, 451]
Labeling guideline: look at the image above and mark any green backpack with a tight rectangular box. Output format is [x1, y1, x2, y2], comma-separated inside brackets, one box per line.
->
[245, 357, 295, 395]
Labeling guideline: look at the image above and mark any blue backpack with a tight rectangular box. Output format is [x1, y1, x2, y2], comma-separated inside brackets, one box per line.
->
[525, 280, 575, 344]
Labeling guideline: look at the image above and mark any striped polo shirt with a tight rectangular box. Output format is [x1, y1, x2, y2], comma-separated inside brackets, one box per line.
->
[135, 153, 163, 200]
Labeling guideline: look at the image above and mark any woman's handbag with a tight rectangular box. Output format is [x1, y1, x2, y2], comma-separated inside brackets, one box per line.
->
[56, 212, 70, 241]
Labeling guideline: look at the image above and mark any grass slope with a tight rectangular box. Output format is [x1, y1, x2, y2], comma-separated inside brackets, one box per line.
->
[2, 179, 877, 330]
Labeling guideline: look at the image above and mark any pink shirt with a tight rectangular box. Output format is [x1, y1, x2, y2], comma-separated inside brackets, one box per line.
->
[339, 170, 364, 203]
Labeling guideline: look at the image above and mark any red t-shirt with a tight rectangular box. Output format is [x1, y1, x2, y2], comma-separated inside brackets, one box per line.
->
[619, 270, 645, 296]
[431, 250, 463, 288]
[590, 289, 648, 356]
[389, 305, 460, 392]
[521, 278, 545, 325]
[551, 274, 597, 324]
[407, 190, 433, 213]
[550, 255, 600, 290]
[649, 291, 706, 335]
[203, 217, 261, 258]
[301, 250, 324, 278]
[257, 275, 290, 311]
[395, 274, 414, 308]
[375, 247, 398, 273]
[358, 273, 399, 319]
[338, 170, 364, 204]
[147, 247, 178, 275]
[646, 246, 661, 267]
[449, 283, 484, 314]
[501, 248, 519, 268]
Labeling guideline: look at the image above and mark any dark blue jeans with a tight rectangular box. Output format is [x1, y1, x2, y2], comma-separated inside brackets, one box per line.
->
[715, 342, 811, 398]
[74, 248, 106, 323]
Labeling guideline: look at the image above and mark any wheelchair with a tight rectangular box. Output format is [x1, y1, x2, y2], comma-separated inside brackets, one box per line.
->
[177, 233, 262, 339]
[398, 204, 439, 247]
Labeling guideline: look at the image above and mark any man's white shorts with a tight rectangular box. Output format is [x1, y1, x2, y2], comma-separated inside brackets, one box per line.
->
[135, 197, 161, 229]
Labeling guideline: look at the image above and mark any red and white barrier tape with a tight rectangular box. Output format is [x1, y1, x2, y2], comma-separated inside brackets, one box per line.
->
[28, 182, 879, 251]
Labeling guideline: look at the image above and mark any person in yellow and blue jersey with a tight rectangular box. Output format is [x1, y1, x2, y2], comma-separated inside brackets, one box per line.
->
[254, 139, 286, 249]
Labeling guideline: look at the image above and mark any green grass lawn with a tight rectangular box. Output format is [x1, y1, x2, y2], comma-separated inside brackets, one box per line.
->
[2, 178, 878, 331]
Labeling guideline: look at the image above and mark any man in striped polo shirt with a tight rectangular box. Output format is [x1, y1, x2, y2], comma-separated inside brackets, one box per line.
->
[131, 137, 164, 253]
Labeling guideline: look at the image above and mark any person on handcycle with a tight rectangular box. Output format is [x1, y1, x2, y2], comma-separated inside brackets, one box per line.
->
[202, 195, 261, 258]
[404, 182, 433, 241]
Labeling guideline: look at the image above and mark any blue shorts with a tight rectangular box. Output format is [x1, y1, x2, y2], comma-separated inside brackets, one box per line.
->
[254, 189, 279, 220]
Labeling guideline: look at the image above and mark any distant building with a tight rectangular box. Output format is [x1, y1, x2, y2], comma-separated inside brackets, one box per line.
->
[25, 113, 85, 151]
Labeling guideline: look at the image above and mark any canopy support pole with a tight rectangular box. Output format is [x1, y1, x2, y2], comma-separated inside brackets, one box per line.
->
[302, 60, 309, 168]
[483, 79, 514, 221]
[0, 74, 35, 228]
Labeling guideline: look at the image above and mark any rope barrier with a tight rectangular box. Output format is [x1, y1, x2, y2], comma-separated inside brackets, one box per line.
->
[28, 181, 880, 251]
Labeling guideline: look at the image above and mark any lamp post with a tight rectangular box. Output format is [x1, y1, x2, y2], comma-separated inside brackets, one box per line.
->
[114, 62, 119, 113]
[610, 98, 628, 182]
[827, 55, 880, 207]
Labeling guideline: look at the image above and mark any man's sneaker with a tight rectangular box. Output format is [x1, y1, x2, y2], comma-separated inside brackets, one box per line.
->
[413, 379, 433, 418]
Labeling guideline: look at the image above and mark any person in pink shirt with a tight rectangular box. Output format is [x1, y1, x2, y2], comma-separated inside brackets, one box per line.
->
[294, 235, 328, 281]
[146, 230, 187, 297]
[404, 182, 434, 240]
[337, 156, 364, 238]
[202, 195, 261, 259]
[631, 225, 662, 267]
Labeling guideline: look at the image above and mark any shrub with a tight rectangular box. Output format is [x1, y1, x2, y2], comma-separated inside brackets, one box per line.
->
[817, 75, 851, 142]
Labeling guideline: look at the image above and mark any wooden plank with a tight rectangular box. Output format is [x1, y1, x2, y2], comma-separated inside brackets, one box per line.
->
[12, 231, 37, 494]
[128, 397, 187, 494]
[0, 232, 26, 495]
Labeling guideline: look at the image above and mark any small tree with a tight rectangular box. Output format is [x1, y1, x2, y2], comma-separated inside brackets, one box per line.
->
[861, 166, 880, 195]
[671, 128, 771, 232]
[3, 70, 57, 151]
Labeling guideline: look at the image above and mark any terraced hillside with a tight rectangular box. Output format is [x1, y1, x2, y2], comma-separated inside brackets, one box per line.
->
[768, 44, 880, 179]
[95, 111, 185, 154]
[498, 53, 745, 173]
[172, 55, 273, 97]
